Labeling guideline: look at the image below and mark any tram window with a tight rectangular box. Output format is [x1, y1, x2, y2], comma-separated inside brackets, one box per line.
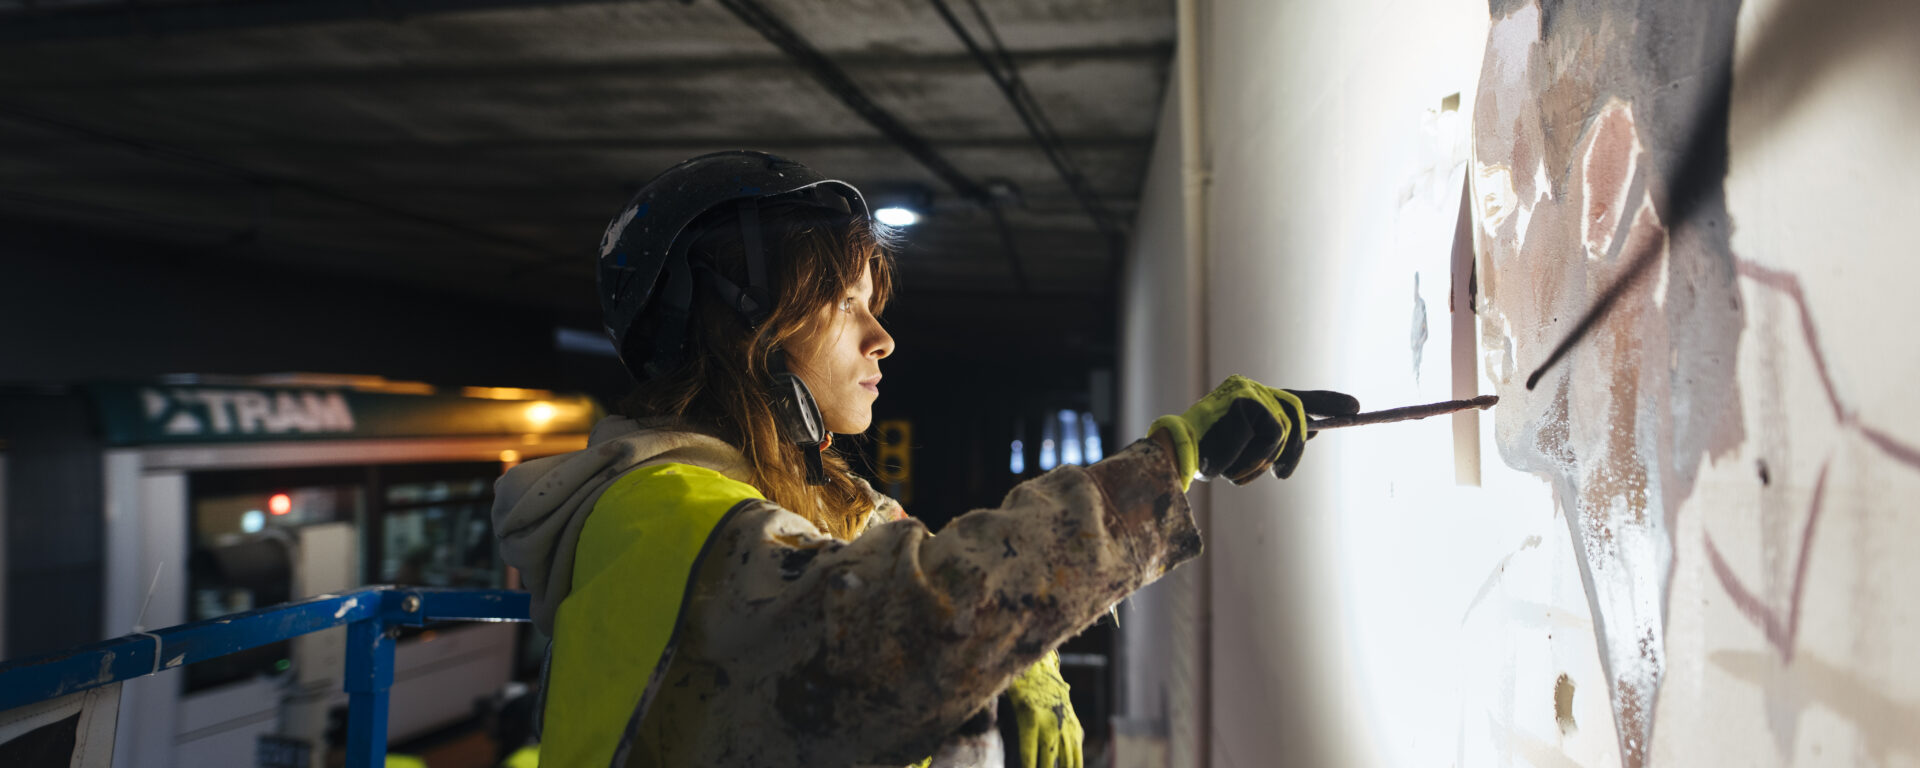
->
[186, 468, 367, 693]
[373, 463, 502, 590]
[191, 485, 357, 561]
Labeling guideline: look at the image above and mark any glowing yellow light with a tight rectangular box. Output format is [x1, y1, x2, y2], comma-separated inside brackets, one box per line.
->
[525, 401, 556, 428]
[499, 449, 521, 466]
[463, 386, 555, 401]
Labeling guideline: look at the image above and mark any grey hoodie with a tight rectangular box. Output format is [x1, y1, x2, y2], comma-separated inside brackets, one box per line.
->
[493, 416, 755, 635]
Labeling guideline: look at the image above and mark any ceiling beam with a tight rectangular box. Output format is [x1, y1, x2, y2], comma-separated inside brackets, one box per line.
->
[0, 134, 1155, 153]
[0, 45, 1173, 90]
[0, 103, 571, 266]
[0, 0, 642, 44]
[927, 0, 1125, 246]
[704, 0, 1038, 295]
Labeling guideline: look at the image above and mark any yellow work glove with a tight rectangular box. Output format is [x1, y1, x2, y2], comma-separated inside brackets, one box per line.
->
[1149, 375, 1360, 491]
[1008, 651, 1083, 768]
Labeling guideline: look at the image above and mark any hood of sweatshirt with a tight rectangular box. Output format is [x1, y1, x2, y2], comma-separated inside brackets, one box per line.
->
[492, 415, 752, 635]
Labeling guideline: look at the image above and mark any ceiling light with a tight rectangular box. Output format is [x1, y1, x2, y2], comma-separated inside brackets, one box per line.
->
[875, 206, 920, 227]
[870, 184, 933, 228]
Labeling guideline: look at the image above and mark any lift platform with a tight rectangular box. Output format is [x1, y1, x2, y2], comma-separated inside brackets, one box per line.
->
[0, 587, 530, 768]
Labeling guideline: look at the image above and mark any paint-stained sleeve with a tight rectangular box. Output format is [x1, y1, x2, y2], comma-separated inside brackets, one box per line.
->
[671, 436, 1198, 767]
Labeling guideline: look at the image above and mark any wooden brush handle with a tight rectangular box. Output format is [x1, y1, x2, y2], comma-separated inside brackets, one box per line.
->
[1305, 395, 1498, 431]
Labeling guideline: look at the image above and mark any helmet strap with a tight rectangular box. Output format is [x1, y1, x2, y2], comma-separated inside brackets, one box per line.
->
[641, 237, 698, 380]
[649, 194, 833, 486]
[738, 200, 827, 484]
[685, 198, 776, 327]
[735, 198, 773, 325]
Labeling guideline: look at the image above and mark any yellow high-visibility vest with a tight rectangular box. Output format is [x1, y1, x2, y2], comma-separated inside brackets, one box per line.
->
[541, 463, 760, 768]
[501, 744, 540, 768]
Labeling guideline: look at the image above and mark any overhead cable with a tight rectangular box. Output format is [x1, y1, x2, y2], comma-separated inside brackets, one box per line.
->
[0, 103, 569, 266]
[927, 0, 1124, 242]
[715, 0, 1036, 293]
[715, 0, 991, 205]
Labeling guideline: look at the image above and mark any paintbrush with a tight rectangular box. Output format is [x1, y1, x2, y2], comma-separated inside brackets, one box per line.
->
[1305, 395, 1498, 432]
[1180, 395, 1500, 491]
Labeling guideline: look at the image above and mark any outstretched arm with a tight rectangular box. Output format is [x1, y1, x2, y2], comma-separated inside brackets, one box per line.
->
[673, 436, 1196, 768]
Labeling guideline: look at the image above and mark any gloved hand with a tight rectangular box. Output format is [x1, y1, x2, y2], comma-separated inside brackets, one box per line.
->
[1007, 651, 1083, 768]
[1149, 375, 1360, 490]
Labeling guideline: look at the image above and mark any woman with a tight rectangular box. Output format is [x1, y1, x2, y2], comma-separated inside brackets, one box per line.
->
[492, 151, 1356, 768]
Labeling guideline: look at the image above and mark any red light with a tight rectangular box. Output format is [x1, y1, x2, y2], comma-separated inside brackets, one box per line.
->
[268, 493, 292, 516]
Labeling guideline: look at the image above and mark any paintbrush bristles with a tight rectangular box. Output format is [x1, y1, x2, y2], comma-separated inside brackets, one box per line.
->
[1306, 395, 1498, 431]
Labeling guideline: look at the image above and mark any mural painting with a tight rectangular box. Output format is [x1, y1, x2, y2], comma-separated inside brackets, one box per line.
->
[1469, 0, 1745, 764]
[1470, 0, 1920, 764]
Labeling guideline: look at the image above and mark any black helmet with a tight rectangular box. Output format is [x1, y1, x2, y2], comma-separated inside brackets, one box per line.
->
[597, 150, 868, 382]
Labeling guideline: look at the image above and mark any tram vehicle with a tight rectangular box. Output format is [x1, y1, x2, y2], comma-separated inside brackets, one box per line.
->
[0, 375, 598, 768]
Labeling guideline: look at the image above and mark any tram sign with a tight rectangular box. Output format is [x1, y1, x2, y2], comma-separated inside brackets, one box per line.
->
[88, 383, 599, 445]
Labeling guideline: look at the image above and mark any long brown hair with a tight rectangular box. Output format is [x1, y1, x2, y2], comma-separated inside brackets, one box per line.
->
[617, 200, 896, 539]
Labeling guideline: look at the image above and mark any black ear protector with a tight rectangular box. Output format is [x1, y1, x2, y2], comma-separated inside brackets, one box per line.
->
[768, 349, 830, 485]
[733, 196, 836, 486]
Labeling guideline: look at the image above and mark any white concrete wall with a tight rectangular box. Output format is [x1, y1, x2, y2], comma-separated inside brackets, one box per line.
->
[1116, 68, 1208, 768]
[1651, 0, 1920, 764]
[1119, 0, 1920, 766]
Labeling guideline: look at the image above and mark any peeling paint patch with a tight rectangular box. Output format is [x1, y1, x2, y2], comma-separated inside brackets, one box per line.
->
[94, 652, 115, 688]
[1475, 162, 1518, 237]
[166, 653, 186, 669]
[1555, 673, 1578, 734]
[1459, 534, 1542, 625]
[1484, 310, 1517, 386]
[599, 203, 640, 258]
[1581, 102, 1642, 261]
[334, 596, 359, 620]
[1412, 273, 1430, 383]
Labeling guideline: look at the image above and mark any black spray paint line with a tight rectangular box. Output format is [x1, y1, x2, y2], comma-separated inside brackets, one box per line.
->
[1524, 47, 1734, 390]
[1520, 0, 1905, 392]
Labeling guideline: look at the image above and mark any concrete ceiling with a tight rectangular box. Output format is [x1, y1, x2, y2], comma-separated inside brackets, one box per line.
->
[0, 0, 1172, 345]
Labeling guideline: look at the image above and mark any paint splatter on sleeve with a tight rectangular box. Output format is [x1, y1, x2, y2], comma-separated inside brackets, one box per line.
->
[640, 437, 1196, 768]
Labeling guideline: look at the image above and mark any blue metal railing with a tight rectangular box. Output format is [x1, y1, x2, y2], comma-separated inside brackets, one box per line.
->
[0, 586, 530, 767]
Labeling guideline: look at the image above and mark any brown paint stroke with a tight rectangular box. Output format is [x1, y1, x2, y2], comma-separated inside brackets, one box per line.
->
[1732, 260, 1845, 421]
[1712, 650, 1920, 763]
[1856, 426, 1920, 472]
[1702, 459, 1829, 663]
[1702, 261, 1920, 665]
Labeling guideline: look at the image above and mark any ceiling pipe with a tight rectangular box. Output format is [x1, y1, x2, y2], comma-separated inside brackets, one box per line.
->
[923, 0, 1125, 246]
[1174, 1, 1212, 767]
[714, 0, 989, 205]
[714, 0, 1034, 293]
